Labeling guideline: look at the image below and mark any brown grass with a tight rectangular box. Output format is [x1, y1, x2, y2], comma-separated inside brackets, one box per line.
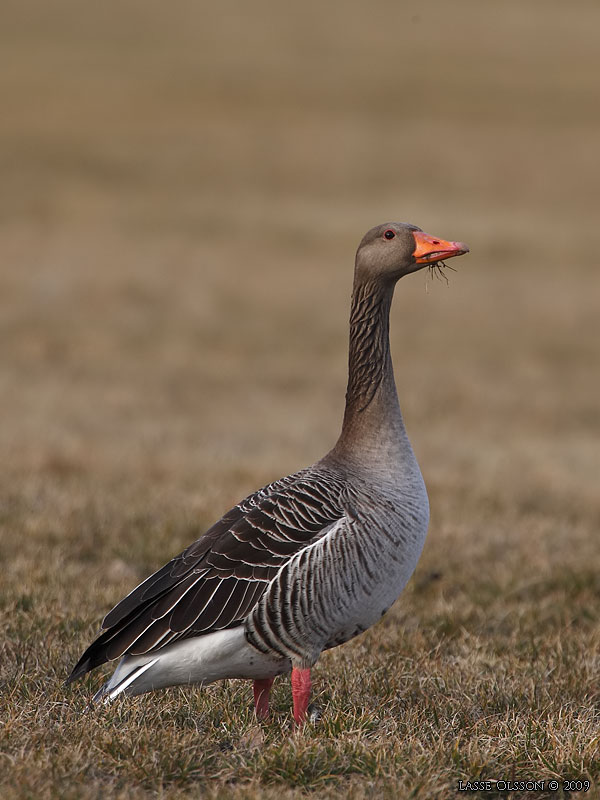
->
[1, 1, 599, 797]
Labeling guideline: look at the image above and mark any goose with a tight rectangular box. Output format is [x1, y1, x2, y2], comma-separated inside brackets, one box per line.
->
[67, 222, 469, 725]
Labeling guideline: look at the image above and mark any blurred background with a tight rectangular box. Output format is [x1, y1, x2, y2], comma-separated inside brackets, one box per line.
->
[2, 4, 599, 791]
[1, 0, 598, 581]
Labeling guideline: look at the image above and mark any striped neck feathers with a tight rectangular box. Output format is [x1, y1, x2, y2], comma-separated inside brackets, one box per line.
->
[345, 278, 395, 414]
[332, 276, 409, 463]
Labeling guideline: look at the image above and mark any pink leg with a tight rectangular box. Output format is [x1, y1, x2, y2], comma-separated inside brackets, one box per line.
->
[291, 667, 311, 726]
[253, 677, 274, 719]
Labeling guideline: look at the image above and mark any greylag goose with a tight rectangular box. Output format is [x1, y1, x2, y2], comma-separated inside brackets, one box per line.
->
[67, 222, 469, 725]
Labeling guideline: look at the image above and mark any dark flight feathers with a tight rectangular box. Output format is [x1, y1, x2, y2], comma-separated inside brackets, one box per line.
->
[67, 469, 346, 683]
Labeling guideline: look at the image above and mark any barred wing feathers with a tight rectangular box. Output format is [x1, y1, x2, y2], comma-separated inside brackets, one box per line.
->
[67, 469, 346, 682]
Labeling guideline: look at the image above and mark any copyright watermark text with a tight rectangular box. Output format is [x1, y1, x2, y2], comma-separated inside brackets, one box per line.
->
[457, 779, 591, 792]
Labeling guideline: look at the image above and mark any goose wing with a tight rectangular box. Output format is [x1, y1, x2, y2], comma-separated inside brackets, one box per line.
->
[67, 469, 346, 682]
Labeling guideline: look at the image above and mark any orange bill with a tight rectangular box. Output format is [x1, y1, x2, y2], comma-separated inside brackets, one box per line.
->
[412, 231, 469, 265]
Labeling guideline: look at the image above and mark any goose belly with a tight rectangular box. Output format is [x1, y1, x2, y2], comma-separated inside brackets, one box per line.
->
[246, 500, 429, 664]
[325, 518, 427, 648]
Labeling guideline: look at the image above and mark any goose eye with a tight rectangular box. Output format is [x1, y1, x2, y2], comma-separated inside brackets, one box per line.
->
[383, 230, 395, 240]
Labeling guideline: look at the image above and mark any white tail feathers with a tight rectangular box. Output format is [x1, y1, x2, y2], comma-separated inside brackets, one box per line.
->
[94, 657, 159, 702]
[91, 628, 290, 702]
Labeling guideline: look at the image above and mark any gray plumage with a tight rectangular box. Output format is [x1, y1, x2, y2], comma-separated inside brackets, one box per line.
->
[67, 222, 468, 710]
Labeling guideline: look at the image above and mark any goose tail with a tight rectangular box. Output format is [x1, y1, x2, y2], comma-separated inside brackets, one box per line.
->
[93, 657, 160, 702]
[84, 627, 290, 702]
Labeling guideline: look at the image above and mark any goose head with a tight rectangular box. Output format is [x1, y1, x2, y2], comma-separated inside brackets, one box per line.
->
[355, 222, 469, 284]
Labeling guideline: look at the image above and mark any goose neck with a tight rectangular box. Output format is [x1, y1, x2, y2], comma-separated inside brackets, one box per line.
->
[332, 277, 409, 467]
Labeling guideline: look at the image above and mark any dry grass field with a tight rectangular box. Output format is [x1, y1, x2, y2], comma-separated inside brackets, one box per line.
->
[1, 1, 599, 797]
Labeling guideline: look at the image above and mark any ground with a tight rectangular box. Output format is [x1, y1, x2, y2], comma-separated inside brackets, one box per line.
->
[1, 1, 599, 798]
